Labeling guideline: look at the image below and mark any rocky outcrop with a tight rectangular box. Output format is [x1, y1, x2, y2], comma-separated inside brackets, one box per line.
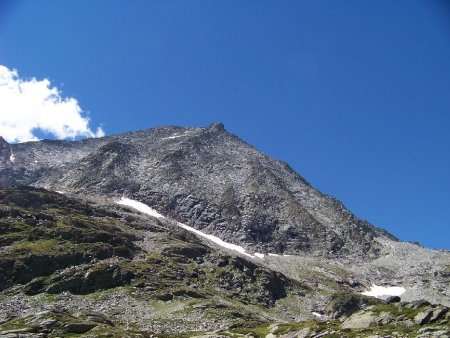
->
[25, 263, 134, 295]
[0, 137, 11, 161]
[0, 187, 139, 291]
[0, 137, 16, 187]
[340, 301, 449, 336]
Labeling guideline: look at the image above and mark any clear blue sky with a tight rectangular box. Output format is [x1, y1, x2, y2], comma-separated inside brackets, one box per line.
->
[1, 1, 449, 249]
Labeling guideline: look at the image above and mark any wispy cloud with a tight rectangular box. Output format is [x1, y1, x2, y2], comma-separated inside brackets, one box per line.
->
[0, 65, 104, 143]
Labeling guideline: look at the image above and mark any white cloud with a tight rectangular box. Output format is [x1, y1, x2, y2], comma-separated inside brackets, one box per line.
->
[0, 65, 104, 143]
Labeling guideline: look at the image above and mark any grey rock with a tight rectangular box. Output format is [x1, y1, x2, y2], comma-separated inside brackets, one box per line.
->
[280, 328, 311, 338]
[341, 310, 376, 329]
[376, 311, 394, 325]
[385, 296, 401, 303]
[63, 322, 97, 334]
[414, 310, 433, 325]
[430, 307, 448, 323]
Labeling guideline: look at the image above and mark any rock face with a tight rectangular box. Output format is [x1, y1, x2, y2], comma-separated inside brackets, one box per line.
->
[0, 137, 11, 160]
[0, 137, 15, 187]
[0, 124, 395, 258]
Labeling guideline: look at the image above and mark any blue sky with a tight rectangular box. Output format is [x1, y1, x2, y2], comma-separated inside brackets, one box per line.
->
[0, 1, 449, 249]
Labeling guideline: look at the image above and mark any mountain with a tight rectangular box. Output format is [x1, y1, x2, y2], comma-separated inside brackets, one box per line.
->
[0, 124, 449, 337]
[2, 123, 393, 257]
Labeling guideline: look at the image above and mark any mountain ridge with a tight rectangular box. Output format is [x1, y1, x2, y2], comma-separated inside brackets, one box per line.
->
[2, 123, 397, 258]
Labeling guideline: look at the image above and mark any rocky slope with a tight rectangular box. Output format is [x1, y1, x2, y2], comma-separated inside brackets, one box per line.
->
[0, 187, 448, 337]
[1, 124, 395, 257]
[0, 187, 303, 335]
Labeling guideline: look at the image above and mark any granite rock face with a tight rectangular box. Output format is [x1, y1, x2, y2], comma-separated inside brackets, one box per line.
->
[0, 137, 15, 187]
[0, 124, 393, 258]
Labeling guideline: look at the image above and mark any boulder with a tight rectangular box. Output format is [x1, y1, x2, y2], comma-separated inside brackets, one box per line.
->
[385, 295, 401, 303]
[63, 322, 97, 334]
[341, 310, 376, 329]
[414, 310, 433, 325]
[429, 307, 448, 323]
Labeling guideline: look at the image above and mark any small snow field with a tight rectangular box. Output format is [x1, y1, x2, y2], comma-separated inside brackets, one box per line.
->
[162, 135, 185, 140]
[117, 197, 165, 219]
[161, 131, 191, 140]
[361, 284, 406, 299]
[312, 312, 323, 318]
[116, 197, 259, 258]
[9, 153, 15, 163]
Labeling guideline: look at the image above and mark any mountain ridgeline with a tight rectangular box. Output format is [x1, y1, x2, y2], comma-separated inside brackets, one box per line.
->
[1, 123, 393, 258]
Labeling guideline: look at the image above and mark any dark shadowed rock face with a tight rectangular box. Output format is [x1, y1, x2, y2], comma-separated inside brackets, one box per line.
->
[0, 124, 395, 257]
[0, 137, 10, 160]
[0, 137, 16, 187]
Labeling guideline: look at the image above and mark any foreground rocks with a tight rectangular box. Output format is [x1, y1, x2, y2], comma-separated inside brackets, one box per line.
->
[0, 300, 448, 337]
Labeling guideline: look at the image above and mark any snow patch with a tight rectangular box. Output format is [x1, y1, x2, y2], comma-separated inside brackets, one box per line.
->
[361, 284, 406, 299]
[117, 197, 166, 219]
[254, 253, 265, 259]
[163, 135, 184, 140]
[116, 197, 258, 258]
[9, 153, 15, 163]
[268, 253, 280, 257]
[162, 131, 191, 140]
[312, 312, 323, 318]
[55, 191, 65, 195]
[174, 220, 253, 258]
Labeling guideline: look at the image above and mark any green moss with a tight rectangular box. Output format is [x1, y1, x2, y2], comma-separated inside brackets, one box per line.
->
[7, 239, 60, 255]
[228, 322, 271, 337]
[30, 292, 61, 302]
[370, 303, 421, 319]
[0, 317, 29, 332]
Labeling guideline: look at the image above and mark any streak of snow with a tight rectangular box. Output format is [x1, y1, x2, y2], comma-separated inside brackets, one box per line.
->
[116, 197, 255, 258]
[174, 220, 253, 258]
[254, 253, 265, 259]
[9, 153, 14, 163]
[312, 312, 323, 318]
[163, 135, 185, 140]
[117, 197, 165, 219]
[161, 131, 191, 140]
[361, 284, 406, 299]
[268, 253, 280, 257]
[55, 191, 65, 194]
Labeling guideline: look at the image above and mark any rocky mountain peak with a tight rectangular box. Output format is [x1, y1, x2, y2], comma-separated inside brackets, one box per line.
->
[207, 122, 226, 132]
